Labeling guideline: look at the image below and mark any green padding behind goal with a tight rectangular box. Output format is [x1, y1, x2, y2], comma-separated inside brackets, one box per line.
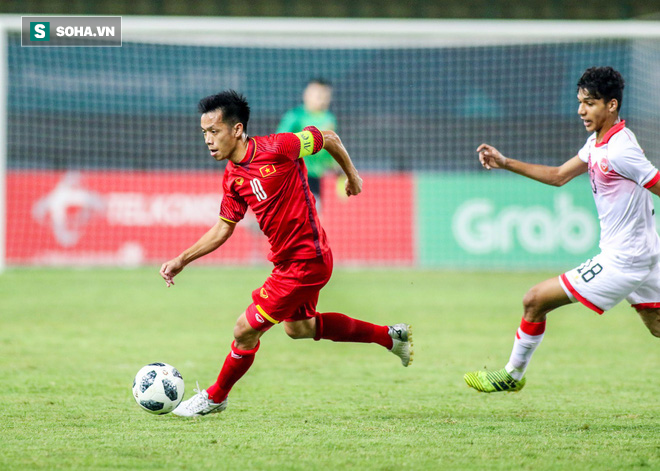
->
[417, 174, 599, 269]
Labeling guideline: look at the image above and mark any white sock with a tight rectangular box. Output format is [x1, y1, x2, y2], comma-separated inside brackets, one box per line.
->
[504, 318, 546, 381]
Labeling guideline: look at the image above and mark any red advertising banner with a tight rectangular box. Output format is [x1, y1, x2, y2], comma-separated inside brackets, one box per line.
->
[6, 171, 414, 266]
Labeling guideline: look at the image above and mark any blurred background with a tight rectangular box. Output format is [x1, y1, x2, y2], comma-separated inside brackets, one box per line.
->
[2, 3, 660, 271]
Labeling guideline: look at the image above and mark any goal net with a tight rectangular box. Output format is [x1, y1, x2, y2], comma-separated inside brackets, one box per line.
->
[2, 17, 660, 269]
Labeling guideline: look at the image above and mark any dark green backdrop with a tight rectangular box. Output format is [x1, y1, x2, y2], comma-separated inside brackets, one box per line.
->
[2, 0, 660, 20]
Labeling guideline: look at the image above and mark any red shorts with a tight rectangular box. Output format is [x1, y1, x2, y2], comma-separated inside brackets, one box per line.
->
[245, 250, 333, 331]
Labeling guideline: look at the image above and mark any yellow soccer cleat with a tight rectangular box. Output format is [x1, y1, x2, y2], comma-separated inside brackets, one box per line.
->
[464, 368, 526, 393]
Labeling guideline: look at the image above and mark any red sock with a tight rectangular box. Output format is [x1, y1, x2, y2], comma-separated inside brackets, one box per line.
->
[206, 341, 260, 403]
[314, 312, 392, 349]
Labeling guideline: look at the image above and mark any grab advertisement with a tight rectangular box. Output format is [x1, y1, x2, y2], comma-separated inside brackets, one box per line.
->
[417, 174, 600, 269]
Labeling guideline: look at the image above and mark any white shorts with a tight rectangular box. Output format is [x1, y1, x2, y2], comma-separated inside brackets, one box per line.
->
[559, 252, 660, 314]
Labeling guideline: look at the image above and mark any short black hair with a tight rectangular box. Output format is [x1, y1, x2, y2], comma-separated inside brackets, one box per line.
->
[577, 66, 625, 111]
[308, 77, 332, 87]
[198, 90, 250, 131]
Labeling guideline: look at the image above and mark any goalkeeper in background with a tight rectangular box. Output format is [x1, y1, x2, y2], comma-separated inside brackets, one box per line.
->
[277, 78, 339, 212]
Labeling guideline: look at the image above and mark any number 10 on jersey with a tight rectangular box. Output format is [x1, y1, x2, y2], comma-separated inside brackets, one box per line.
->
[250, 178, 268, 202]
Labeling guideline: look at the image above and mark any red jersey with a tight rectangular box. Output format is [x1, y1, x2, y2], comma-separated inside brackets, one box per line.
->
[219, 126, 330, 263]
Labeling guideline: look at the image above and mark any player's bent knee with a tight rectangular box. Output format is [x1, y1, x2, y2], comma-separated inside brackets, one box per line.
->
[635, 308, 660, 338]
[283, 319, 316, 339]
[646, 319, 660, 338]
[233, 329, 261, 350]
[522, 287, 543, 317]
[283, 325, 305, 339]
[643, 320, 660, 338]
[283, 325, 309, 340]
[233, 324, 254, 342]
[521, 278, 568, 320]
[233, 315, 261, 348]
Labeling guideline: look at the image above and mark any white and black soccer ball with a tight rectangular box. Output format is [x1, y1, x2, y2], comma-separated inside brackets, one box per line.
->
[132, 362, 185, 415]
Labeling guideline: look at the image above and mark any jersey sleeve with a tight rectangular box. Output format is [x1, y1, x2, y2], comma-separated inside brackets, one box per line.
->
[275, 126, 325, 161]
[577, 138, 591, 163]
[219, 170, 248, 223]
[609, 138, 660, 188]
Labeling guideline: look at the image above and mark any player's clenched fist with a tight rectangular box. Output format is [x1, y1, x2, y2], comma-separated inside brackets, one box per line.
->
[345, 175, 363, 196]
[477, 143, 507, 170]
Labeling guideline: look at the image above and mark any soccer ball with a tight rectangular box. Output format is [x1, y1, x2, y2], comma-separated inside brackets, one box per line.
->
[132, 362, 185, 414]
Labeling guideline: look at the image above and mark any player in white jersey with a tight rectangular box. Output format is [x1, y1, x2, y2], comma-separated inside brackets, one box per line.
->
[464, 66, 660, 393]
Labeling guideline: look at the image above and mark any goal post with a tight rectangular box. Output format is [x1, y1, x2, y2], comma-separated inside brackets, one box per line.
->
[1, 15, 660, 271]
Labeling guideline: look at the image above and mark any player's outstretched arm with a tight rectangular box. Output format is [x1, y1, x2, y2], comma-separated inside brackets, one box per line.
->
[159, 218, 236, 287]
[322, 130, 362, 196]
[477, 143, 587, 187]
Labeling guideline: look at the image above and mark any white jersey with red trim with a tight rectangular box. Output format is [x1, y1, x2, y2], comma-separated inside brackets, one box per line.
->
[578, 120, 660, 263]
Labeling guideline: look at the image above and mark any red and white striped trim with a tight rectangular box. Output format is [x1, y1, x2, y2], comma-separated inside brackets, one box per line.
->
[594, 120, 626, 148]
[518, 317, 546, 336]
[560, 273, 604, 314]
[631, 302, 660, 310]
[643, 171, 660, 189]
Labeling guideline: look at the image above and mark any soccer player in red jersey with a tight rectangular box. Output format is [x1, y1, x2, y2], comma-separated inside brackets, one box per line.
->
[160, 91, 413, 417]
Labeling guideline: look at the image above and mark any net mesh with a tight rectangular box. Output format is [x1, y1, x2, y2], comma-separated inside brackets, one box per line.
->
[5, 27, 660, 268]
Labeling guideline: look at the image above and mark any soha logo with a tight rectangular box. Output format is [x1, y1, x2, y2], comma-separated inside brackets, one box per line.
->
[30, 22, 50, 41]
[23, 16, 121, 47]
[451, 194, 597, 255]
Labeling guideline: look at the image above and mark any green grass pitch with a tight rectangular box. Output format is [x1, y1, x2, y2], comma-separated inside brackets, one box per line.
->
[1, 267, 658, 470]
